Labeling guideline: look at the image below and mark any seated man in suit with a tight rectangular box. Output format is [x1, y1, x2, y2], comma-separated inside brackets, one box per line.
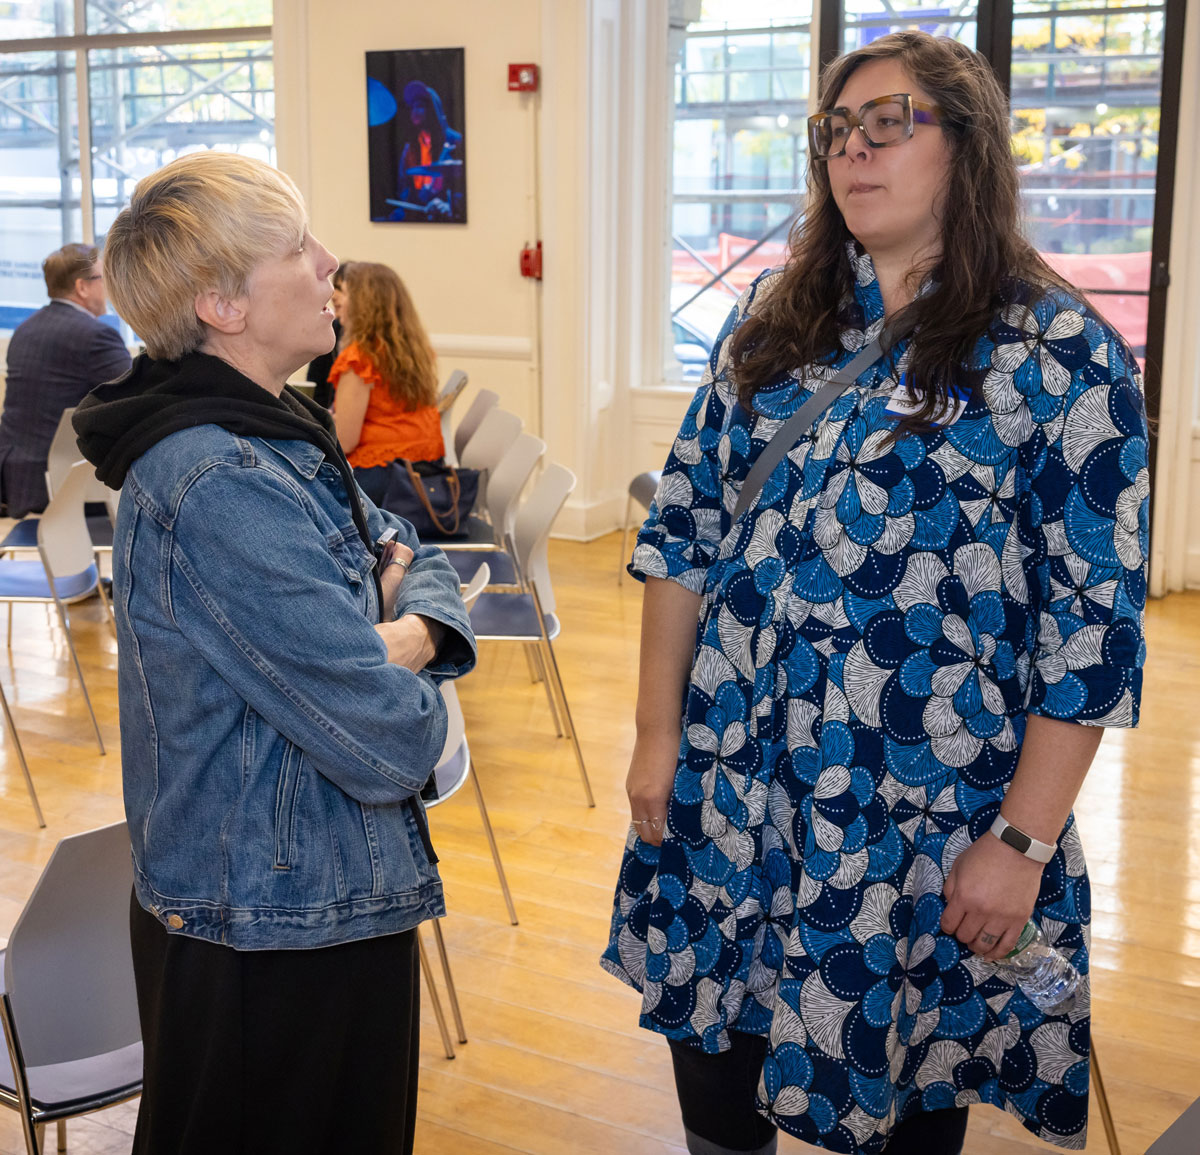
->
[0, 243, 132, 516]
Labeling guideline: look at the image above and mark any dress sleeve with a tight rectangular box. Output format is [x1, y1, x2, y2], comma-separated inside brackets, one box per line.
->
[1006, 291, 1149, 727]
[629, 278, 772, 594]
[328, 342, 385, 390]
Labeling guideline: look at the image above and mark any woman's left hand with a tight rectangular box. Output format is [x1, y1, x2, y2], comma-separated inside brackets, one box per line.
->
[941, 832, 1045, 962]
[374, 613, 444, 672]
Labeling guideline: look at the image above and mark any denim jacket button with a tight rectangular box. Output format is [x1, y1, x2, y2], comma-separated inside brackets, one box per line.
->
[166, 914, 184, 929]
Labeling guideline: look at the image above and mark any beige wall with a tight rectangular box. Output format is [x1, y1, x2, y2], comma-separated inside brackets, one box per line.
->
[275, 0, 618, 538]
[280, 0, 550, 449]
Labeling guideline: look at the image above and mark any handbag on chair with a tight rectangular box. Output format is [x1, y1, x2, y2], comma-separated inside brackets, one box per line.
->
[380, 459, 480, 539]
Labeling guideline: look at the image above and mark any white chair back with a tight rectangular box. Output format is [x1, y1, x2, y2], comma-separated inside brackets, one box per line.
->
[511, 463, 575, 618]
[37, 460, 99, 578]
[43, 407, 78, 500]
[486, 433, 545, 542]
[452, 389, 499, 462]
[3, 821, 139, 1067]
[438, 369, 469, 412]
[458, 407, 522, 473]
[439, 370, 470, 464]
[459, 561, 491, 609]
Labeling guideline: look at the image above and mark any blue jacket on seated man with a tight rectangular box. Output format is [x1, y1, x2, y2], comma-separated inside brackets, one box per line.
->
[0, 242, 131, 516]
[74, 351, 477, 951]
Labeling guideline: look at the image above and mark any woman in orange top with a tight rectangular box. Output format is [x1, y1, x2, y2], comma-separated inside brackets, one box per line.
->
[329, 261, 443, 502]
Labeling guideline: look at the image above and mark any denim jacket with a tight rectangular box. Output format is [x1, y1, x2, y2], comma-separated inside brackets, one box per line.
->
[112, 423, 476, 950]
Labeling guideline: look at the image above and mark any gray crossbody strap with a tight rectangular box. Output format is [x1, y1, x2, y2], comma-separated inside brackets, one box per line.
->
[731, 335, 889, 524]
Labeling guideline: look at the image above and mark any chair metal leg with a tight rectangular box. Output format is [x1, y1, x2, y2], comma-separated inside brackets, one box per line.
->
[417, 932, 455, 1059]
[522, 640, 542, 684]
[95, 572, 116, 632]
[1092, 1039, 1121, 1154]
[470, 763, 518, 924]
[536, 634, 594, 807]
[7, 603, 12, 650]
[430, 918, 467, 1045]
[529, 644, 564, 736]
[33, 1123, 44, 1155]
[51, 598, 105, 755]
[56, 1120, 65, 1153]
[618, 494, 633, 585]
[0, 682, 45, 827]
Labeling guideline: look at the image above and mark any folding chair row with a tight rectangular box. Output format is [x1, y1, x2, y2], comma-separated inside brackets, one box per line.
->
[0, 461, 113, 827]
[442, 462, 594, 808]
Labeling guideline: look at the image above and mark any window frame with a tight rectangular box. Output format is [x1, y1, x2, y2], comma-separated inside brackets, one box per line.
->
[0, 4, 272, 250]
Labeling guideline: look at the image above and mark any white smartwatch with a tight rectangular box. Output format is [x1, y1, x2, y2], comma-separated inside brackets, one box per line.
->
[989, 814, 1056, 863]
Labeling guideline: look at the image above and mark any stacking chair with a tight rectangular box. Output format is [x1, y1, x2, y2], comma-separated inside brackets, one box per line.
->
[0, 821, 142, 1154]
[441, 433, 546, 588]
[451, 388, 499, 465]
[458, 406, 523, 523]
[0, 461, 111, 754]
[0, 469, 118, 590]
[618, 469, 662, 584]
[417, 563, 516, 1060]
[468, 464, 594, 806]
[437, 370, 469, 464]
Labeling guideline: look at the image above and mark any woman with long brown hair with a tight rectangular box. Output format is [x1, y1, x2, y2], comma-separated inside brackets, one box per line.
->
[603, 31, 1148, 1155]
[329, 260, 443, 496]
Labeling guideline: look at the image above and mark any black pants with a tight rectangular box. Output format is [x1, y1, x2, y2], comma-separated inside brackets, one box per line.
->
[130, 893, 421, 1155]
[668, 1032, 970, 1154]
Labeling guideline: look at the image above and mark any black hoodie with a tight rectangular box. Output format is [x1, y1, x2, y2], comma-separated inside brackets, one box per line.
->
[73, 350, 379, 576]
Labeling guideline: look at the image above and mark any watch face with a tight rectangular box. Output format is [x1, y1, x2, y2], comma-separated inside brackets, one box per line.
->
[1000, 825, 1033, 854]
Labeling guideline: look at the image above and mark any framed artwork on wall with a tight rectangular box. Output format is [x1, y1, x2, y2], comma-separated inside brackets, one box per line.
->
[365, 47, 466, 224]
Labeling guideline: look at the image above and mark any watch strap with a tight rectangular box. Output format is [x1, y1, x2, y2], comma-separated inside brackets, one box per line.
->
[989, 814, 1056, 863]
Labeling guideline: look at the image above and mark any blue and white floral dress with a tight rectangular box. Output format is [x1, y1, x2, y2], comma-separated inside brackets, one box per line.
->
[601, 252, 1148, 1152]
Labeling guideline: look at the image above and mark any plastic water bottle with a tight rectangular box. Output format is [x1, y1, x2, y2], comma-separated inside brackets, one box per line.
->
[993, 921, 1080, 1015]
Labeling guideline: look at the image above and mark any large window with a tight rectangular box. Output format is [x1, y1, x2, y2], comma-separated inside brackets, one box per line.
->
[1011, 1, 1166, 362]
[666, 0, 1176, 377]
[670, 2, 812, 380]
[0, 0, 272, 333]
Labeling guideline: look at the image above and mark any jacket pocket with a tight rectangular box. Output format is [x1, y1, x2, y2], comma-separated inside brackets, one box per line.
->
[274, 742, 303, 869]
[327, 527, 375, 587]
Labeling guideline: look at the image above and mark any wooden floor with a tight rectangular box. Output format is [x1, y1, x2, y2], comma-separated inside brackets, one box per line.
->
[1, 533, 1198, 1154]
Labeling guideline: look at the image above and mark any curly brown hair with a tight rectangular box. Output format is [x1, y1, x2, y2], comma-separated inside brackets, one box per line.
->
[729, 31, 1070, 429]
[341, 261, 438, 408]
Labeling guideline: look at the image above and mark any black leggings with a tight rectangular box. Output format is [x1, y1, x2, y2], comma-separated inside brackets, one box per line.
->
[668, 1032, 970, 1155]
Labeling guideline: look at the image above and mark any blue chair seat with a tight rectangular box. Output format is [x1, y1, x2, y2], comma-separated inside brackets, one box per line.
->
[469, 593, 559, 642]
[440, 515, 498, 548]
[86, 515, 114, 549]
[0, 560, 98, 600]
[446, 549, 516, 587]
[0, 519, 38, 550]
[1, 515, 114, 552]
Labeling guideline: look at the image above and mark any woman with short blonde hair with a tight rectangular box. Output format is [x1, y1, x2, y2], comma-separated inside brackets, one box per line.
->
[74, 151, 475, 1155]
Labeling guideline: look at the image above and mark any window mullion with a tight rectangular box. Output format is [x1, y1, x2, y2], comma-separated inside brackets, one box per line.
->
[74, 0, 94, 243]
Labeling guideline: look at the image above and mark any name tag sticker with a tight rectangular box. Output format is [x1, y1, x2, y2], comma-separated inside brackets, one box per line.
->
[884, 377, 969, 427]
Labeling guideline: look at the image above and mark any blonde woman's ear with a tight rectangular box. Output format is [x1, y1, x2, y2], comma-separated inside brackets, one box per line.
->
[194, 289, 248, 335]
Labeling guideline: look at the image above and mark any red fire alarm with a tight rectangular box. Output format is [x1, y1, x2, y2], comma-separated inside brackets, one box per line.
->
[508, 63, 539, 92]
[519, 241, 543, 280]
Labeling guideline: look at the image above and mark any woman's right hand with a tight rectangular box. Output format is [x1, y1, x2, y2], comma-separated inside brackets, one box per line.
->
[626, 728, 680, 846]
